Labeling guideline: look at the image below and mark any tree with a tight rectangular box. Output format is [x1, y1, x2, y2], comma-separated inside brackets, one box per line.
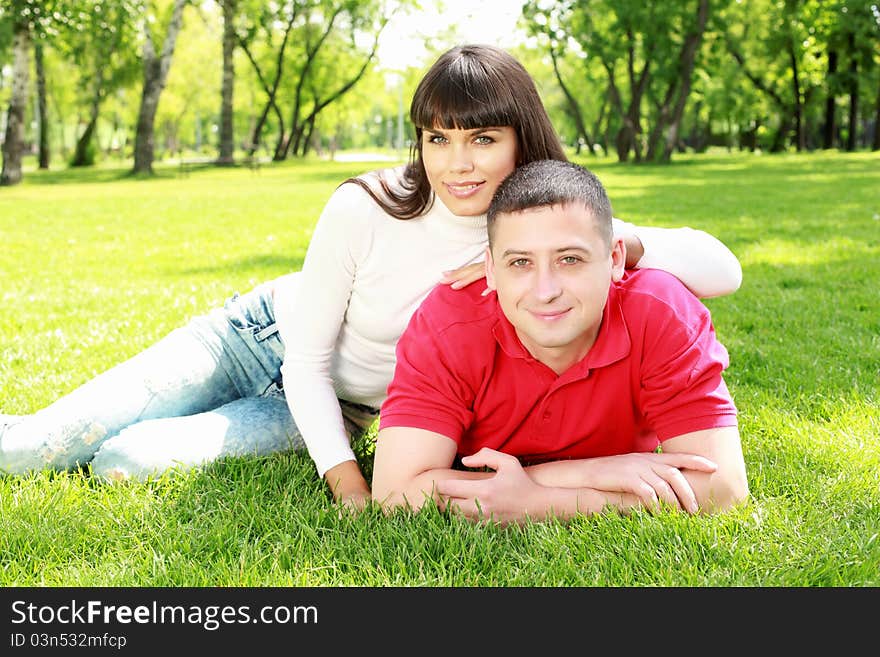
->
[34, 41, 49, 168]
[132, 0, 188, 174]
[521, 2, 597, 155]
[645, 0, 710, 162]
[524, 0, 715, 163]
[1, 3, 33, 185]
[58, 0, 141, 167]
[235, 0, 395, 161]
[217, 0, 236, 163]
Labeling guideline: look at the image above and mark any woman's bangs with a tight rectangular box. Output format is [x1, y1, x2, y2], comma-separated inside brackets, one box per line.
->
[412, 75, 516, 130]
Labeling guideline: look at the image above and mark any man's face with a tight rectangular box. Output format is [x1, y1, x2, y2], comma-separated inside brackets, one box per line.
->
[486, 202, 625, 373]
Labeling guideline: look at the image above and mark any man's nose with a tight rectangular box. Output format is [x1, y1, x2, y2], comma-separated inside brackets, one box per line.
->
[534, 265, 563, 302]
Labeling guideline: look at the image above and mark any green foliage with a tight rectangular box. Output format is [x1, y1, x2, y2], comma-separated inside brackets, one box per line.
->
[0, 151, 878, 586]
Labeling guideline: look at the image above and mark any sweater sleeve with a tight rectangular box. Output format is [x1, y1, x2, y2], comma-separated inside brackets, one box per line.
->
[614, 218, 743, 299]
[276, 181, 373, 478]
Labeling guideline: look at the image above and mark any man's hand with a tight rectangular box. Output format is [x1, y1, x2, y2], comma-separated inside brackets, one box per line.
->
[435, 448, 545, 525]
[527, 451, 717, 514]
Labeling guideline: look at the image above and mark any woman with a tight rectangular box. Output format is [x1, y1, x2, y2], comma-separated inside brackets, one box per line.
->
[0, 45, 741, 508]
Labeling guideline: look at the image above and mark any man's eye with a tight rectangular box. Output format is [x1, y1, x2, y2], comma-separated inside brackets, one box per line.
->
[510, 258, 530, 267]
[560, 256, 581, 265]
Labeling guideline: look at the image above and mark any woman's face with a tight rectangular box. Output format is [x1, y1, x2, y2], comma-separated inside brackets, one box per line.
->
[421, 126, 519, 217]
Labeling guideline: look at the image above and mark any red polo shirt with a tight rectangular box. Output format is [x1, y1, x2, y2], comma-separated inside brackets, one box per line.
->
[380, 268, 737, 463]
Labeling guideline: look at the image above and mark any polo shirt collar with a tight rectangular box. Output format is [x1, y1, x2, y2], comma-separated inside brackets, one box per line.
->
[490, 283, 631, 376]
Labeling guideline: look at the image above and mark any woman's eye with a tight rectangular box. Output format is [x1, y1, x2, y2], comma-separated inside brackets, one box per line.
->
[427, 134, 447, 144]
[474, 136, 494, 145]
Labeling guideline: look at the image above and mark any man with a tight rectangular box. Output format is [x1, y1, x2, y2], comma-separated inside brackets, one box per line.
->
[371, 160, 748, 524]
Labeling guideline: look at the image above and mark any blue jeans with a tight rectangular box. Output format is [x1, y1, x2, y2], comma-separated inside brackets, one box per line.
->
[0, 278, 376, 480]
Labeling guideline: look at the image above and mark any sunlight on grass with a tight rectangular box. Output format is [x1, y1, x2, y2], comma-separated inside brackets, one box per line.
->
[740, 237, 876, 266]
[1, 151, 878, 586]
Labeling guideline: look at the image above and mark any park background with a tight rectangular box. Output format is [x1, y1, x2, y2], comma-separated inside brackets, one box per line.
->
[0, 1, 878, 586]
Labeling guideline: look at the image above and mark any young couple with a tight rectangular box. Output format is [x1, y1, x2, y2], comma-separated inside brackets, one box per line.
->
[0, 45, 747, 522]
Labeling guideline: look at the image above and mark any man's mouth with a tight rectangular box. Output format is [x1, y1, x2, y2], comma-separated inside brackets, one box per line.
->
[529, 308, 571, 322]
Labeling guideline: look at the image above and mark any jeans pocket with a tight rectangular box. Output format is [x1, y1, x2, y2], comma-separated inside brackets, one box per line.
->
[224, 287, 277, 341]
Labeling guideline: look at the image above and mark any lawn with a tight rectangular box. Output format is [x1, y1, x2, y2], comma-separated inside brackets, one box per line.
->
[0, 150, 877, 586]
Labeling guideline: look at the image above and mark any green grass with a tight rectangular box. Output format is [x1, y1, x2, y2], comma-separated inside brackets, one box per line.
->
[1, 150, 878, 586]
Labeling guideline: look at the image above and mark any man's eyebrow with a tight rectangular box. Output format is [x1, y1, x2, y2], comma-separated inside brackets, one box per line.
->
[501, 246, 592, 257]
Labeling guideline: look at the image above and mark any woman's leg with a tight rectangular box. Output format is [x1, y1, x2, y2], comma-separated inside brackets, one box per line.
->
[0, 279, 288, 475]
[90, 392, 303, 480]
[90, 395, 380, 482]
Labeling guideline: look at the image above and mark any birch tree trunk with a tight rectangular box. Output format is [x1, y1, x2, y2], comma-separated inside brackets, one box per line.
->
[1, 21, 31, 186]
[132, 0, 187, 175]
[218, 0, 236, 164]
[36, 41, 50, 170]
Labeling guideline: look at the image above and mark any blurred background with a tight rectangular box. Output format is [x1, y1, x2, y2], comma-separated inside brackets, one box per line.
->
[1, 0, 878, 182]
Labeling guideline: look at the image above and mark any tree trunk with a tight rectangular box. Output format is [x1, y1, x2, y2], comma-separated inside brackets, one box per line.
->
[616, 37, 652, 163]
[822, 48, 838, 149]
[282, 15, 386, 160]
[846, 31, 858, 151]
[280, 8, 343, 161]
[659, 0, 710, 162]
[71, 92, 101, 167]
[1, 21, 30, 186]
[873, 75, 880, 151]
[788, 38, 804, 151]
[218, 0, 236, 164]
[71, 115, 98, 166]
[592, 95, 608, 156]
[240, 11, 297, 157]
[132, 0, 187, 175]
[133, 68, 162, 173]
[549, 48, 595, 155]
[35, 41, 50, 169]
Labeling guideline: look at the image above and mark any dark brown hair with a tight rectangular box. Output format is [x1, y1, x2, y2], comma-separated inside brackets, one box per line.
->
[346, 44, 567, 220]
[487, 160, 613, 249]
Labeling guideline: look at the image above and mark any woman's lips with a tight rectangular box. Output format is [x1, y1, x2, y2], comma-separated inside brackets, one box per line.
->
[444, 181, 485, 199]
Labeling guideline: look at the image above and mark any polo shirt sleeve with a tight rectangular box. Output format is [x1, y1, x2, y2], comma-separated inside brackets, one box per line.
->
[637, 278, 738, 441]
[379, 291, 477, 443]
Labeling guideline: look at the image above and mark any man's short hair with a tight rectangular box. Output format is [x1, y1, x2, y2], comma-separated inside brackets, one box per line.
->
[487, 160, 613, 248]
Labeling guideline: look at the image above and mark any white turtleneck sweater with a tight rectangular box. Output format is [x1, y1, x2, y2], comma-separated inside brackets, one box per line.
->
[275, 165, 742, 477]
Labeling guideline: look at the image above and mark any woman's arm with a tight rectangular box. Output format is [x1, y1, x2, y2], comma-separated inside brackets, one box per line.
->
[275, 182, 373, 505]
[614, 219, 743, 298]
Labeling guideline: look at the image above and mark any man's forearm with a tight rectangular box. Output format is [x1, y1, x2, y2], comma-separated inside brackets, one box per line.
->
[373, 468, 491, 511]
[517, 485, 640, 520]
[524, 449, 744, 514]
[375, 462, 642, 521]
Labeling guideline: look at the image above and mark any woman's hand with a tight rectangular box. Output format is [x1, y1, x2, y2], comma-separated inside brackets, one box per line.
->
[612, 222, 645, 268]
[324, 460, 371, 512]
[440, 261, 490, 295]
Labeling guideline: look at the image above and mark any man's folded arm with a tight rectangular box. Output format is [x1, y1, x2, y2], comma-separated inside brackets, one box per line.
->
[660, 425, 749, 513]
[523, 425, 748, 514]
[371, 426, 489, 511]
